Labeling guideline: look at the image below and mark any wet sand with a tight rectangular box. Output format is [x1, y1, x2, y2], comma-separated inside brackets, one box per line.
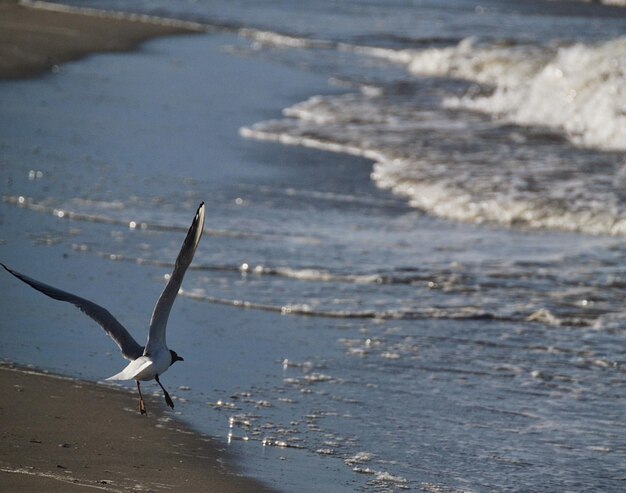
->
[0, 364, 273, 492]
[0, 0, 202, 79]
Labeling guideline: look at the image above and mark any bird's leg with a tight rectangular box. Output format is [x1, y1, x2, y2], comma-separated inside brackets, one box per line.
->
[155, 374, 174, 409]
[136, 380, 147, 415]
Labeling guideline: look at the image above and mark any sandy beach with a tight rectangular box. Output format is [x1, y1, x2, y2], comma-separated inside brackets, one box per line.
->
[0, 0, 200, 79]
[0, 364, 272, 492]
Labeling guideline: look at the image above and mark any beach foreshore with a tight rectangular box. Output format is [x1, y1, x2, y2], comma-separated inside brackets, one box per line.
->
[0, 0, 202, 80]
[0, 3, 272, 489]
[0, 363, 273, 492]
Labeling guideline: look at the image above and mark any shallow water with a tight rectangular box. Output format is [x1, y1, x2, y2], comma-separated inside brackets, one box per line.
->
[2, 1, 626, 492]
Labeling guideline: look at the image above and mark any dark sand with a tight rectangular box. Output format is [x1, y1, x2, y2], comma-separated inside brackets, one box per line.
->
[0, 364, 273, 492]
[0, 0, 202, 79]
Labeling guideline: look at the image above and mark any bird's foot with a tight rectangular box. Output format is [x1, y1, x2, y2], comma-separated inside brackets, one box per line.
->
[155, 374, 175, 409]
[164, 392, 175, 409]
[139, 398, 147, 415]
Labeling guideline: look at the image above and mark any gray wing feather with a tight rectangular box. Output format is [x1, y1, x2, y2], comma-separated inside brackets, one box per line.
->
[145, 202, 205, 354]
[1, 263, 143, 360]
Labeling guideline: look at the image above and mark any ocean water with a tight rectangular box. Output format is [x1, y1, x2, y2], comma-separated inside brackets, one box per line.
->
[1, 1, 626, 492]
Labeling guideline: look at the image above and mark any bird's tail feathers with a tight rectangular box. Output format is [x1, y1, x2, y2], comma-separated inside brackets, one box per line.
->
[106, 358, 152, 381]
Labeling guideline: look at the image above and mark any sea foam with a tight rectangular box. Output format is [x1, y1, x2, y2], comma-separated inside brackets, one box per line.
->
[406, 37, 626, 152]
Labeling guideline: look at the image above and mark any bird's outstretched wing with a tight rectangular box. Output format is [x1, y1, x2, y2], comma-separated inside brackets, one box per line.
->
[1, 263, 143, 360]
[145, 202, 205, 355]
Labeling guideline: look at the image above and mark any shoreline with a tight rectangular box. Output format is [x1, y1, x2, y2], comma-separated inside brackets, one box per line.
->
[0, 362, 274, 492]
[0, 5, 277, 486]
[0, 0, 204, 80]
[0, 2, 346, 488]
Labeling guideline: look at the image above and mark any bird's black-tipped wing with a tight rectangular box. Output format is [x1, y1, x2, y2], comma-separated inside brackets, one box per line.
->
[1, 263, 143, 360]
[145, 202, 205, 355]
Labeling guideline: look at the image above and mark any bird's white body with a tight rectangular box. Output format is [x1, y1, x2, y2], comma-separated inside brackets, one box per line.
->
[106, 348, 171, 381]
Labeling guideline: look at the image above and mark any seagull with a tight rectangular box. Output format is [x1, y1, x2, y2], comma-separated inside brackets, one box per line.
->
[1, 202, 205, 415]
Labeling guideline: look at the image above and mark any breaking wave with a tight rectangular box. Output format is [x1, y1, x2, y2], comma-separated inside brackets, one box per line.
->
[404, 37, 626, 152]
[241, 35, 626, 236]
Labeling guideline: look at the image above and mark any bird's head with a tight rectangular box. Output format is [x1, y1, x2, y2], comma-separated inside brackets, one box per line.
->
[169, 349, 184, 365]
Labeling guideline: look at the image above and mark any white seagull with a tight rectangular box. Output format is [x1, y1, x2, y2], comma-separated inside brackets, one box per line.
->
[1, 202, 205, 415]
